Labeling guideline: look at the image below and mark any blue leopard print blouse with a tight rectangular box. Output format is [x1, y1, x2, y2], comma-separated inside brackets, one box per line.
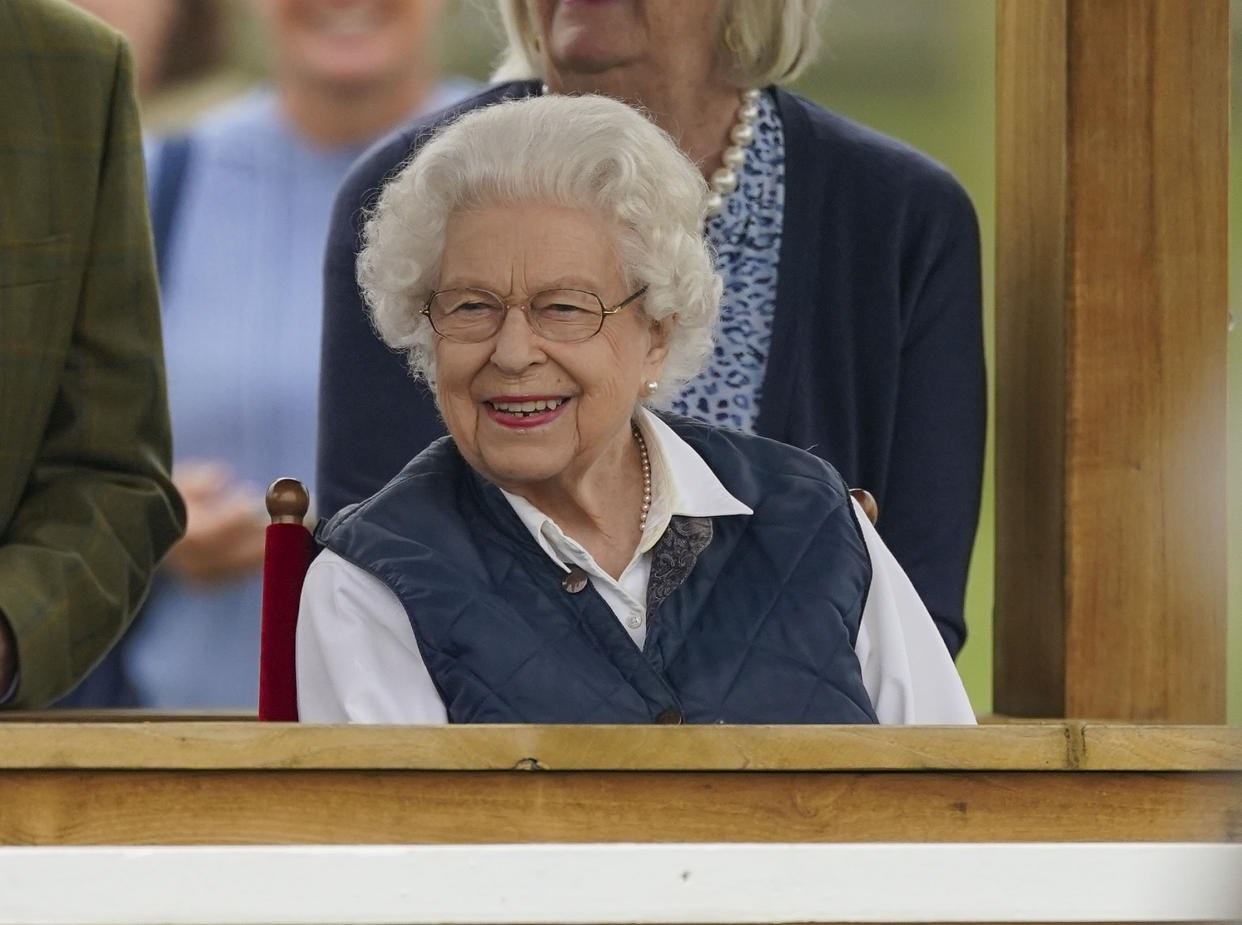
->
[669, 90, 785, 432]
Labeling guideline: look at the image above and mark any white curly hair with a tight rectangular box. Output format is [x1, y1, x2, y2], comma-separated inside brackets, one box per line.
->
[357, 94, 723, 403]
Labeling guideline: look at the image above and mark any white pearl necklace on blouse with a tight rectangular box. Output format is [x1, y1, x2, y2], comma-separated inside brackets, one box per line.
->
[703, 88, 762, 219]
[633, 424, 652, 530]
[540, 84, 761, 219]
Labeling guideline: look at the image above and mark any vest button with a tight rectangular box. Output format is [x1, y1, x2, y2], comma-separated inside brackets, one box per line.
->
[560, 566, 589, 594]
[654, 707, 684, 725]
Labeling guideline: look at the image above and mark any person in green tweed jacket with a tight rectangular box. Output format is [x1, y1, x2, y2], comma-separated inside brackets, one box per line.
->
[0, 0, 185, 708]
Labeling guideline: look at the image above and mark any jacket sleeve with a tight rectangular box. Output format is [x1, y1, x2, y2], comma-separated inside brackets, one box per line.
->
[880, 175, 986, 658]
[0, 32, 185, 709]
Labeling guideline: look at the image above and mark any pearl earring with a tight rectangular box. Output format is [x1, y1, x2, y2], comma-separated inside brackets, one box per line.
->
[644, 380, 660, 396]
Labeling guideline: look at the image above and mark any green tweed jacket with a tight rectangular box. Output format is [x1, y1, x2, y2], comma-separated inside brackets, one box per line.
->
[0, 0, 185, 708]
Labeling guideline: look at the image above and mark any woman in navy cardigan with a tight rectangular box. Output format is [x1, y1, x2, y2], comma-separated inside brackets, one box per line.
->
[315, 0, 984, 657]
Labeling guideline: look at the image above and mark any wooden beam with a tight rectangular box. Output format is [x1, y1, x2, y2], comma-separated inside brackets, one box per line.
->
[3, 768, 1238, 846]
[0, 724, 1235, 846]
[0, 721, 1238, 772]
[995, 0, 1229, 720]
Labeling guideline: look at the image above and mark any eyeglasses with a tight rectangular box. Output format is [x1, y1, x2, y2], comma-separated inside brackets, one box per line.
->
[421, 285, 649, 344]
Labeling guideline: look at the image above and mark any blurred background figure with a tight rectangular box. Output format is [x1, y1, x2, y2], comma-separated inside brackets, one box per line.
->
[68, 0, 236, 128]
[61, 0, 471, 708]
[67, 0, 185, 95]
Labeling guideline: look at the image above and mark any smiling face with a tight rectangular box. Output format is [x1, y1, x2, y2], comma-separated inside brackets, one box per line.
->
[432, 201, 669, 500]
[255, 0, 442, 91]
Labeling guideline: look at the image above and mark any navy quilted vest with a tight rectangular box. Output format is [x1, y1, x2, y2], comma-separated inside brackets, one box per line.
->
[317, 417, 877, 724]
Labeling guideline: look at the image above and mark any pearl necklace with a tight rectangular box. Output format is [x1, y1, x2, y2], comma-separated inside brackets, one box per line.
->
[633, 424, 652, 530]
[703, 88, 761, 219]
[540, 83, 760, 220]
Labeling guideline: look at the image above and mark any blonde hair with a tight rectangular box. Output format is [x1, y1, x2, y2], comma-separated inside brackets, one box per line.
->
[492, 0, 826, 88]
[358, 95, 722, 403]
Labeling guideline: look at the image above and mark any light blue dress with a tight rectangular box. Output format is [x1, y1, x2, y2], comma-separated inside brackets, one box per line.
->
[68, 84, 471, 708]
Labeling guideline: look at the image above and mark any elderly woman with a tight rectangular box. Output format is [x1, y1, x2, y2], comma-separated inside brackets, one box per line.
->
[297, 95, 973, 725]
[317, 0, 985, 661]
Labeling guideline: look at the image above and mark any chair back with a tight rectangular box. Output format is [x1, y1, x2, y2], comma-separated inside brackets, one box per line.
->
[259, 478, 316, 721]
[849, 488, 879, 524]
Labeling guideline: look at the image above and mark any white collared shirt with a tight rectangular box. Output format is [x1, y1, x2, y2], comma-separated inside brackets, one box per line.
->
[296, 410, 975, 725]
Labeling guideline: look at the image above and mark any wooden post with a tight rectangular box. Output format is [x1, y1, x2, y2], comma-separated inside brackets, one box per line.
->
[995, 0, 1228, 721]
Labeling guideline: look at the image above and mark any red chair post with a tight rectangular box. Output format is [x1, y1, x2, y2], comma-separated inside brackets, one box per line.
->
[259, 478, 316, 721]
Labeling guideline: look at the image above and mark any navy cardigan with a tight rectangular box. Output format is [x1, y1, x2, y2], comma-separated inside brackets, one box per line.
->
[316, 82, 984, 656]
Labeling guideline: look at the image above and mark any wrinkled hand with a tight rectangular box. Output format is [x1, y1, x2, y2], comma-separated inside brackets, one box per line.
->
[163, 462, 267, 586]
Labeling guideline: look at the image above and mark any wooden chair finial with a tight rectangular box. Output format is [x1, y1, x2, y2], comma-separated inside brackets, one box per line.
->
[849, 488, 878, 525]
[266, 478, 309, 525]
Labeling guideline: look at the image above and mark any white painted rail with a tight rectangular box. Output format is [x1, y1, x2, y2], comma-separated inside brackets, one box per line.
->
[2, 842, 1239, 924]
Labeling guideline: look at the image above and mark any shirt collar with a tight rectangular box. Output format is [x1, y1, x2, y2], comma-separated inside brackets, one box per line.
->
[499, 408, 752, 569]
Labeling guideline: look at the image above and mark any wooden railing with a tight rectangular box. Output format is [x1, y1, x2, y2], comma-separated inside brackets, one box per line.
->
[0, 721, 1237, 846]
